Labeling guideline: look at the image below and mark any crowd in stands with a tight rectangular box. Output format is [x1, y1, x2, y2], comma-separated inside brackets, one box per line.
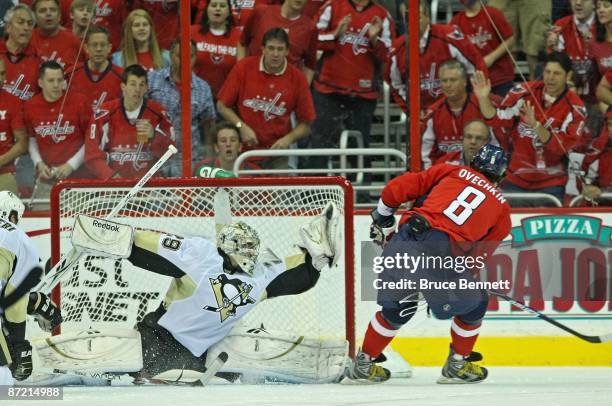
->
[0, 0, 610, 208]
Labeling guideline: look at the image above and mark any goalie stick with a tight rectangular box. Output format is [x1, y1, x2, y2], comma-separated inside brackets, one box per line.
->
[0, 266, 43, 313]
[490, 291, 612, 344]
[37, 145, 178, 293]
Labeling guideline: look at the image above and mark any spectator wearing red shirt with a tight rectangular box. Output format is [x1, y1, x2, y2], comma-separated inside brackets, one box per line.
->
[25, 61, 91, 200]
[69, 0, 95, 41]
[191, 0, 241, 98]
[65, 26, 123, 115]
[31, 0, 83, 70]
[473, 52, 587, 204]
[112, 9, 170, 71]
[547, 0, 601, 137]
[131, 0, 178, 50]
[217, 28, 315, 170]
[193, 0, 276, 29]
[590, 1, 612, 82]
[421, 60, 503, 168]
[311, 0, 393, 169]
[238, 0, 318, 83]
[85, 64, 175, 179]
[0, 59, 28, 194]
[451, 0, 515, 96]
[0, 4, 40, 101]
[387, 2, 487, 114]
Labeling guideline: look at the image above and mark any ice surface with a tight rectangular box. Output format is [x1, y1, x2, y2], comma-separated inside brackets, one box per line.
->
[10, 367, 612, 406]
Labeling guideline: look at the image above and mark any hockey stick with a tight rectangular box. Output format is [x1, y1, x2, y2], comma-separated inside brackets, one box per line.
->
[0, 266, 43, 314]
[489, 291, 612, 344]
[37, 145, 178, 293]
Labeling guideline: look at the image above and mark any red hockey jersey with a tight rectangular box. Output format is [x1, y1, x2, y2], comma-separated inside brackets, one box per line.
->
[381, 163, 511, 247]
[241, 5, 317, 70]
[486, 81, 586, 190]
[85, 98, 175, 179]
[0, 42, 40, 101]
[65, 62, 123, 114]
[549, 15, 597, 101]
[0, 91, 25, 174]
[31, 28, 84, 70]
[450, 6, 514, 87]
[314, 0, 394, 100]
[418, 25, 488, 109]
[421, 92, 503, 168]
[24, 92, 90, 167]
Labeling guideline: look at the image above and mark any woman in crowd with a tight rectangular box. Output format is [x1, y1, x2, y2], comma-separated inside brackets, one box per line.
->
[191, 0, 241, 97]
[112, 8, 169, 71]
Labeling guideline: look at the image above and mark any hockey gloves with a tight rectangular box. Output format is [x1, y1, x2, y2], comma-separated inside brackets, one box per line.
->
[370, 208, 396, 247]
[27, 292, 62, 332]
[9, 340, 32, 381]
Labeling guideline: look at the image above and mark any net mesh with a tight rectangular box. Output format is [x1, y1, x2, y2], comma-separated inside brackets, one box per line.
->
[52, 179, 353, 344]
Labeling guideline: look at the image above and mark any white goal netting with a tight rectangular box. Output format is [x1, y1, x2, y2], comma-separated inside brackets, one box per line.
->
[50, 177, 355, 353]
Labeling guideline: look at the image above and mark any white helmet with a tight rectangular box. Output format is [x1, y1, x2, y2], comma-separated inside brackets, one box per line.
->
[0, 191, 24, 225]
[217, 221, 260, 275]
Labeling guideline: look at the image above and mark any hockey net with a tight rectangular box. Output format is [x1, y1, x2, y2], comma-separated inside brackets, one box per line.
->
[50, 177, 355, 355]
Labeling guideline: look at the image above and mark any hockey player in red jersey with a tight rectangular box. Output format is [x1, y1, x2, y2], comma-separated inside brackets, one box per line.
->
[346, 144, 511, 384]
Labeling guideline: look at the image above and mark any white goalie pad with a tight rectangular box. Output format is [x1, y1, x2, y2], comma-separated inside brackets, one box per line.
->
[298, 202, 342, 270]
[32, 328, 143, 374]
[71, 214, 134, 258]
[211, 327, 349, 384]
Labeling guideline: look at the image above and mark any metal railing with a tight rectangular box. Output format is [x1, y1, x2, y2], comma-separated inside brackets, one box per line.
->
[233, 146, 408, 208]
[503, 193, 563, 208]
[569, 193, 612, 207]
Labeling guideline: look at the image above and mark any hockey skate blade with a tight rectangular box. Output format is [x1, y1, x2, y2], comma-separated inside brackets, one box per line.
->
[340, 375, 387, 385]
[199, 351, 229, 386]
[436, 375, 485, 384]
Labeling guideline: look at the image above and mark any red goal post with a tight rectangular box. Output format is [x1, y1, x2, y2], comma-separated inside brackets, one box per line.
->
[50, 177, 356, 356]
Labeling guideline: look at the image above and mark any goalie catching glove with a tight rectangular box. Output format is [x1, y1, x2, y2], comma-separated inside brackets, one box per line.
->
[27, 292, 62, 332]
[298, 202, 341, 271]
[370, 208, 396, 247]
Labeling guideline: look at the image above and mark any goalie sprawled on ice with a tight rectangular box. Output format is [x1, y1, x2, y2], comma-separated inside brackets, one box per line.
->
[34, 202, 348, 385]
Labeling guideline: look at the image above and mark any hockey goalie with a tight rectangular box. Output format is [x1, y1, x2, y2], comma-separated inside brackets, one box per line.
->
[33, 202, 348, 385]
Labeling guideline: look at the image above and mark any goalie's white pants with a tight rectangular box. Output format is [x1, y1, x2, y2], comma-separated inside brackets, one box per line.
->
[0, 365, 14, 385]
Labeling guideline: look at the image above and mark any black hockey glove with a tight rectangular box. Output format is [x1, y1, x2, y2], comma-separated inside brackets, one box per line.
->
[9, 340, 33, 381]
[370, 208, 396, 246]
[27, 291, 62, 332]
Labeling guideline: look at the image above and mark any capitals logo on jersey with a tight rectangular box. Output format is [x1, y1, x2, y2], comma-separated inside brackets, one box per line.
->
[339, 25, 370, 55]
[243, 93, 287, 121]
[204, 274, 256, 322]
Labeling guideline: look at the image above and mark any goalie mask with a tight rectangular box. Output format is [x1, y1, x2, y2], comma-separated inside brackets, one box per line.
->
[217, 221, 260, 275]
[0, 190, 25, 225]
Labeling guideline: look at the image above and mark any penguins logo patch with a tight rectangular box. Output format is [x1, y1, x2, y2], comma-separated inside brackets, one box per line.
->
[203, 274, 256, 322]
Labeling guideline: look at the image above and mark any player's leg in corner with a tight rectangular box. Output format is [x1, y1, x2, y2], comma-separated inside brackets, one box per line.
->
[345, 301, 417, 383]
[133, 304, 207, 384]
[436, 293, 489, 384]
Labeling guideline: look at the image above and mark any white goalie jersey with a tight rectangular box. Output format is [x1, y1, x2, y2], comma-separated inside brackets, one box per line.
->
[150, 233, 286, 358]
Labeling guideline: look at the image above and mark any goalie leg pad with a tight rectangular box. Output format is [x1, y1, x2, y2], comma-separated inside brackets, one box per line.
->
[71, 214, 134, 258]
[298, 202, 342, 270]
[32, 328, 143, 374]
[211, 327, 349, 384]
